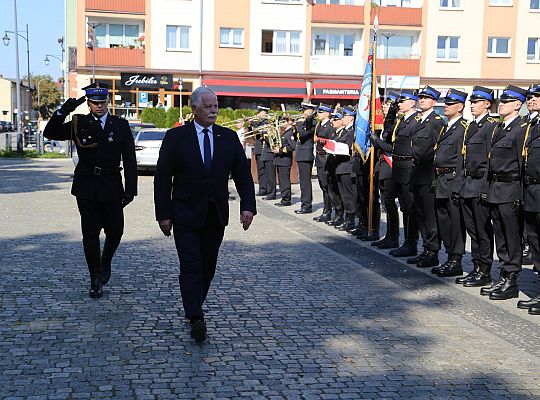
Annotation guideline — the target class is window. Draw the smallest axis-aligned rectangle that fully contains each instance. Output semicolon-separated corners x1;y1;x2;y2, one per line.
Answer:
166;25;190;50
313;0;362;4
440;0;461;8
377;34;415;59
528;38;540;61
437;36;459;60
531;0;540;10
381;0;413;6
312;33;355;56
220;28;244;47
487;37;510;57
489;0;512;5
264;0;301;3
262;30;301;54
92;23;141;48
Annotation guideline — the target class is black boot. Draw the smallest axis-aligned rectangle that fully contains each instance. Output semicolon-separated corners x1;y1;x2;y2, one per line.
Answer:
431;259;452;275
337;214;356;231
489;271;519;300
416;251;439;268
314;194;332;222
361;231;380;241
480;269;506;296
101;235;121;286
517;294;540;309
456;260;480;284
389;243;417;257
348;224;365;235
407;250;428;265
327;212;344;226
377;237;400;249
83;236;103;298
436;259;463;277
463;262;492;287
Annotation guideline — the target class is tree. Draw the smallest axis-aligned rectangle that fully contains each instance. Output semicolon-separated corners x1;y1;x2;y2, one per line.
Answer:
29;74;62;119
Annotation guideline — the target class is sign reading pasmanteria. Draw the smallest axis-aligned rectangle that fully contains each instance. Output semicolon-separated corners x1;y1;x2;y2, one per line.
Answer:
120;73;174;90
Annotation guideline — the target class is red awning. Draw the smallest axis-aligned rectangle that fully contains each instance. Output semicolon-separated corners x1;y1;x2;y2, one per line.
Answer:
203;77;307;98
311;79;361;100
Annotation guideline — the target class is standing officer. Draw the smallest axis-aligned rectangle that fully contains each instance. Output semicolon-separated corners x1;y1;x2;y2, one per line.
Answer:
409;86;445;268
371;93;400;249
431;89;467;278
43;82;137;298
456;86;497;287
294;103;316;214
251;106;269;196
261;117;277;201
313;103;335;223
519;82;540;315
325;111;345;227
389;90;421;258
273;119;297;207
480;85;528;300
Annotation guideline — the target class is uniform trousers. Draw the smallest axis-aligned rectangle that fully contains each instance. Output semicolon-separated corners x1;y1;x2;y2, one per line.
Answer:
461;197;493;266
436;198;465;260
413;184;439;252
337;173;355;214
379;178;399;240
525;211;540;270
255;154;266;193
297;161;313;209
327;170;343;213
491;202;523;273
316;157;331;213
173;202;225;319
76;197;124;280
394;181;418;245
277;165;291;203
355;172;381;230
262;159;276;198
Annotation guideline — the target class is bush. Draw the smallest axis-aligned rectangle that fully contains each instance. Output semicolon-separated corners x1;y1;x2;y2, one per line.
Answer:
140;107;167;128
166;106;192;127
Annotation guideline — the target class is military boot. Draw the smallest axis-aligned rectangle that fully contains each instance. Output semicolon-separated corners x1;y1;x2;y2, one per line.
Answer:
489;271;519;300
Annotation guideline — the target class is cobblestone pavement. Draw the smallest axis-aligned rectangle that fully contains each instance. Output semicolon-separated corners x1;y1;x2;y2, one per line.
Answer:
0;159;539;400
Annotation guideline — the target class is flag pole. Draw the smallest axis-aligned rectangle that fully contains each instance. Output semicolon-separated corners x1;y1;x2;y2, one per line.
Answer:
368;18;378;236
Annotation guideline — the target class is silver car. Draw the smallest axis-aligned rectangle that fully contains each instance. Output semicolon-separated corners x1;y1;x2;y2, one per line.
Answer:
134;128;167;172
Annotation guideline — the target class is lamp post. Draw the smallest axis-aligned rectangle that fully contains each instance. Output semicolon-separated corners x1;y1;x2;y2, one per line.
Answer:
3;2;29;153
87;23;100;83
178;78;183;124
44;54;65;102
381;33;395;100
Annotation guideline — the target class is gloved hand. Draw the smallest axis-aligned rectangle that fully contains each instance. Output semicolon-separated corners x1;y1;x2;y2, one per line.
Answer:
121;193;134;208
451;192;460;206
60;96;86;115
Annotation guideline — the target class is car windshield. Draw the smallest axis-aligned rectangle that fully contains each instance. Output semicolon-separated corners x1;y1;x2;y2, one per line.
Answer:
137;131;166;141
131;123;156;138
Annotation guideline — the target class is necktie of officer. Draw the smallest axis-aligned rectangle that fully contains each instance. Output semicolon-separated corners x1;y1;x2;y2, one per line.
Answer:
203;128;211;172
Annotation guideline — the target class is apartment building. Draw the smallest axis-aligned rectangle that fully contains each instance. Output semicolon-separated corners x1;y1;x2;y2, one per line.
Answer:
66;0;540;118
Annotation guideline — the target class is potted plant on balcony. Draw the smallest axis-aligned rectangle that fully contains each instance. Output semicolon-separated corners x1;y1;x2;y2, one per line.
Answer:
134;35;145;50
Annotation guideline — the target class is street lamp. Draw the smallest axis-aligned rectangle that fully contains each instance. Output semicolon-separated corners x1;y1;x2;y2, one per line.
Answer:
44;54;65;102
87;23;101;83
381;33;395;100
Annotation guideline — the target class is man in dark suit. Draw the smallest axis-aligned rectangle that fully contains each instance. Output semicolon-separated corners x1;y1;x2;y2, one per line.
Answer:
325;112;345;227
481;85;528;301
273;121;297;207
294;103;316;214
44;82;137;299
154;87;256;343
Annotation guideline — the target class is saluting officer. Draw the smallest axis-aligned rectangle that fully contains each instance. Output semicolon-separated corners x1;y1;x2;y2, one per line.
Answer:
313;103;336;223
273;120;297;207
251;106;269;196
294;103;316;214
389;90;422;258
480;85;528;301
456;86;498;287
370;92;400;249
325;112;345;227
409;86;445;268
517;82;540;315
431;89;467;278
43;83;137;298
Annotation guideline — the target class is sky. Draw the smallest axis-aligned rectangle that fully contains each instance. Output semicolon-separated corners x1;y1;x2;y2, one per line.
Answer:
0;0;64;81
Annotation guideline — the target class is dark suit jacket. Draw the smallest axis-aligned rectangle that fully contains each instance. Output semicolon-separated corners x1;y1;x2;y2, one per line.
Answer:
392;112;422;184
43;112;137;202
153;122;256;229
524;120;540;212
295;117;315;162
411;110;445;185
335;124;355;175
314;119;334;168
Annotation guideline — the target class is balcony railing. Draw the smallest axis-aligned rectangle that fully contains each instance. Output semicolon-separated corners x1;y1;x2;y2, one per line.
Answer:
373;6;422;26
377;58;420;76
86;48;145;67
312;4;364;24
86;0;145;14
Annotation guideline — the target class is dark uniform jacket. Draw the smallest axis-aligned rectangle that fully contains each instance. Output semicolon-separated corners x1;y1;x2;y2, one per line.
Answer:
392;112;422;184
274;127;297;167
411;110;445;185
335;124;356;175
260;129;277;162
250;118;268;156
43;112;137;202
314;119;334;168
459;113;498;199
295;116;315;162
154;122;256;228
522;120;540;212
371;121;395;181
486;116;527;204
433;117;467;199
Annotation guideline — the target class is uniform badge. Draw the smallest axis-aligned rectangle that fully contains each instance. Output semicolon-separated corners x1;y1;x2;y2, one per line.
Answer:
108;132;114;142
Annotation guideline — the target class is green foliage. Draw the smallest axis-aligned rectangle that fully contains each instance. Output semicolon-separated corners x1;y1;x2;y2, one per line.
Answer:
30;74;62;119
165;106;192;127
140;107;167;128
0;149;67;158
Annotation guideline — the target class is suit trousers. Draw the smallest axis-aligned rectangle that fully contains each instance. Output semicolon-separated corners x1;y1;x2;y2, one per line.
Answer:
413;184;439;252
255;154;266;193
461;197;494;265
297;161;313;208
436;198;465;260
337;173;355;214
76;197;124;280
173;202;225;319
379;178;399;240
355;172;381;231
277;165;291;202
491;202;523;273
395;181;419;246
316;165;331;213
525;211;540;270
263;159;276;198
327;171;343;213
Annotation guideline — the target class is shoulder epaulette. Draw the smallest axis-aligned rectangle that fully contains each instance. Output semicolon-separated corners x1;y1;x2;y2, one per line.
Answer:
487;117;498;124
434;115;442;120
520;122;528;128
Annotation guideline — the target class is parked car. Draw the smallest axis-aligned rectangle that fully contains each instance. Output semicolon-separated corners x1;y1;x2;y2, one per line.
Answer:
134;128;167;173
6;122;13;131
129;122;156;139
0;121;7;132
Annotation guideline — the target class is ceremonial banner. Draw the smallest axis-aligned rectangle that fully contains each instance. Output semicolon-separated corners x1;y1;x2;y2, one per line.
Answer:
354;47;374;162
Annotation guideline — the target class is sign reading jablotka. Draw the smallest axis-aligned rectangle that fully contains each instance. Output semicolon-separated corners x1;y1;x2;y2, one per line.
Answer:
120;73;174;90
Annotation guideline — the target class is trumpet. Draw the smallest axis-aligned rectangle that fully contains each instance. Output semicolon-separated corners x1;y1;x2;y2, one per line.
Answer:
221;113;281;128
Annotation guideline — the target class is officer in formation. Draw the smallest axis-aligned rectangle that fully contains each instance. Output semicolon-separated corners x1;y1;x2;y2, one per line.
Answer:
273;119;297;207
313;104;335;223
250;106;269;197
44;82;137;298
324;111;346;227
294;103;317;214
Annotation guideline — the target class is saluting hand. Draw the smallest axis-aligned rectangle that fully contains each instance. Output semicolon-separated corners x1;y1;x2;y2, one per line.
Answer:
240;211;254;231
159;219;173;237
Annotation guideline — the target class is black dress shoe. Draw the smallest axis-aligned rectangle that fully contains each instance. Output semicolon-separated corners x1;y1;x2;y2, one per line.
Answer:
436;260;463;277
361;233;380;242
517;295;540;309
378;239;400;249
190;319;207;343
349;225;367;236
416;253;439;268
326;217;344;226
262;196;276;200
337;221;356;232
529;306;540;315
480;272;506;296
390;244;417;257
456;261;480;284
89;276;103;299
462;262;492;287
314;213;332;222
372;237;388;247
431;260;452;275
295;208;312;214
275;201;291;207
489;271;519;300
407;251;427;265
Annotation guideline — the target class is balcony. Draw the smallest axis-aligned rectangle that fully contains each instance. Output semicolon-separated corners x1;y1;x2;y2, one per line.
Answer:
86;0;145;14
86;48;145;67
312;4;364;25
377;58;420;76
373;7;422;26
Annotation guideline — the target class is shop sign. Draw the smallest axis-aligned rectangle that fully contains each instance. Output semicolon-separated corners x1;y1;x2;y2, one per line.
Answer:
120;73;174;90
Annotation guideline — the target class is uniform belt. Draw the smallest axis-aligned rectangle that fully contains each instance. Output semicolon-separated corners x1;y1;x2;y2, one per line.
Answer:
394;155;413;161
524;175;540;185
412;159;432;167
488;172;520;182
79;164;122;176
464;169;485;179
435;167;456;175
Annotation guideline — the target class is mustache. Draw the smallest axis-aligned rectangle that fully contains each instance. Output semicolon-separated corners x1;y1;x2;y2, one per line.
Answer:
208;114;218;118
